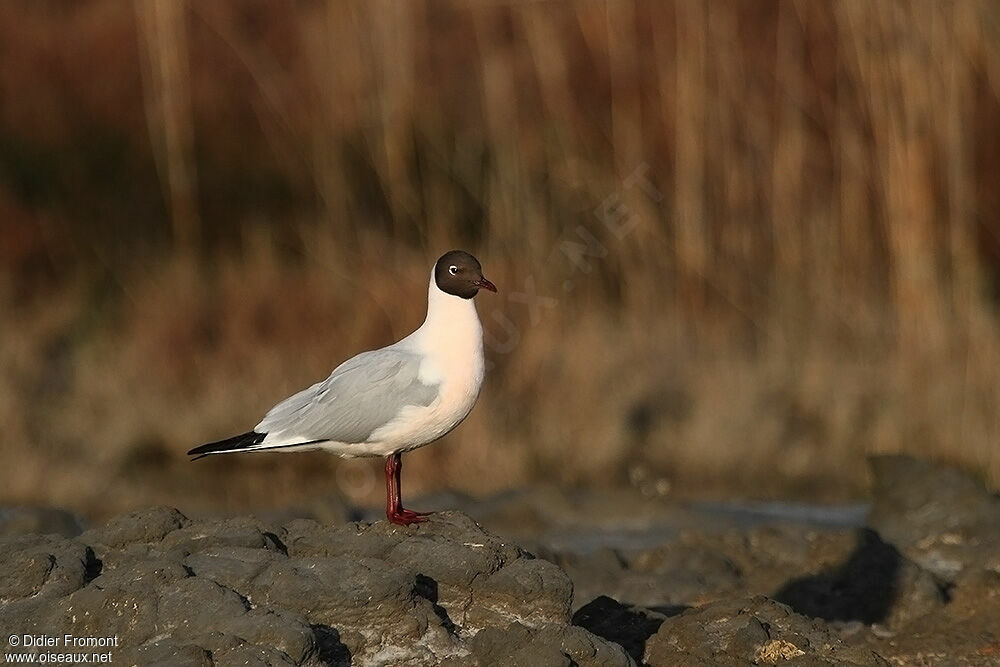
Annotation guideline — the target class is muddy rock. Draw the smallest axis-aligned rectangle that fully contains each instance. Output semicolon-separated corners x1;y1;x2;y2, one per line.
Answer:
773;529;948;629
0;508;629;666
80;505;189;548
5;456;997;666
867;454;1000;578
572;595;672;663
0;533;99;601
465;557;574;630
551;524;945;632
446;621;637;667
643;596;888;666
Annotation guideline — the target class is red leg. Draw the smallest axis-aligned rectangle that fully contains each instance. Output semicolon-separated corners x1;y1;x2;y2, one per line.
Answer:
384;453;430;525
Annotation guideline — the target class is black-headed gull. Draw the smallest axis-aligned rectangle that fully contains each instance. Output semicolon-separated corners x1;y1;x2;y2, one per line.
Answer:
188;250;497;525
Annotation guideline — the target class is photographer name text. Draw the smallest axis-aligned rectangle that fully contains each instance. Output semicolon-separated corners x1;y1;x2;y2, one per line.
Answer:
10;636;117;650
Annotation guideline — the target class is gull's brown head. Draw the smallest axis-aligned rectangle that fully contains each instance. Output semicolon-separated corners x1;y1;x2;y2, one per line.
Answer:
434;250;497;299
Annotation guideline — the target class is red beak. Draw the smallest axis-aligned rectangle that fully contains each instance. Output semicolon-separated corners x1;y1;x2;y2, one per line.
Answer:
475;277;498;293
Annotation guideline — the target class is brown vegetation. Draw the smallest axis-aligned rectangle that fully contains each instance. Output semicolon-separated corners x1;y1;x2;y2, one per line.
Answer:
2;1;1000;518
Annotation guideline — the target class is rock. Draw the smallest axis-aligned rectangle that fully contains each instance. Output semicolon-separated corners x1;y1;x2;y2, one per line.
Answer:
850;567;1000;665
283;518;399;559
643;596;888;666
0;508;619;666
80;506;189;548
550;523;863;610
774;529;947;628
159;516;287;554
157;576;252;635
175;633;300;667
554;548;657;608
246;555;418;628
572;595;670;663
5;463;996;666
465;557;574;630
183;546;283;591
222;610;317;665
115;640;212;667
867;455;1000;578
0;534;98;601
948;567;1000;614
553;522;947;635
446;622;634;667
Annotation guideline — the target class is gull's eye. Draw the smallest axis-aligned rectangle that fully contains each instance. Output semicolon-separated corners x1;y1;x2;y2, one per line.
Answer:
448;265;458;275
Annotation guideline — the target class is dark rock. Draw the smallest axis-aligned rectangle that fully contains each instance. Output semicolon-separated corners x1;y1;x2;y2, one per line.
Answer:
223;610;317;665
246;555;415;627
552;523;864;611
536;624;635;667
774;529;947;628
949;567;1000;613
552;548;655;608
40;567;167;642
282;518;397;560
80;506;188;548
183;546;283;591
644;596;888;666
159;516;286;554
573;595;671;663
12;471;996;667
115;640;212;667
157;576;251;635
176;633;299;667
451;621;634;667
0;534;97;601
868;455;1000;578
850;567;1000;664
0;508;619;666
555;520;949;639
466;557;574;630
617;539;743;605
384;524;509;587
100;556;190;587
459;623;572;667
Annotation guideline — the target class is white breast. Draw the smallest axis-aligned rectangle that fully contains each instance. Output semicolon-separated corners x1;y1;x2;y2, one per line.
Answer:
364;275;486;455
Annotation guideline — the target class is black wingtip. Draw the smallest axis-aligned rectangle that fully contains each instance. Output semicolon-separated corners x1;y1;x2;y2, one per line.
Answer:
188;431;266;460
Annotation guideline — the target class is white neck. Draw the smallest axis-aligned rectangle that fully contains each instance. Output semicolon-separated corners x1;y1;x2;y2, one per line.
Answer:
399;271;484;353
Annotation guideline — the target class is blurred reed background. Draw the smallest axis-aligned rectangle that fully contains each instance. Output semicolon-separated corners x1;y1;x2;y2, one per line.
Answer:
2;0;1000;518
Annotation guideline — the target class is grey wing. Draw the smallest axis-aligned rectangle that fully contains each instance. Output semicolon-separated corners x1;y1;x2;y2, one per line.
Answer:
255;348;440;445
